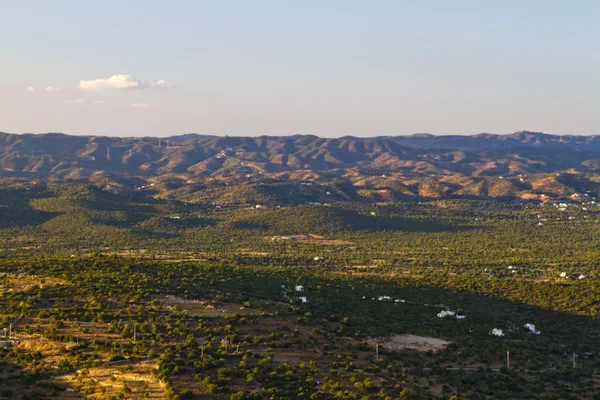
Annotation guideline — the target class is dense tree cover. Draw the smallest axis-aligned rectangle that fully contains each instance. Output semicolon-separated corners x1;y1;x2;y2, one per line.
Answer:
0;257;598;399
0;185;598;398
1;186;600;279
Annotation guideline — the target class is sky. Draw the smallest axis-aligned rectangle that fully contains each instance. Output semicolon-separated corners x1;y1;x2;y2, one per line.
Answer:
1;0;599;137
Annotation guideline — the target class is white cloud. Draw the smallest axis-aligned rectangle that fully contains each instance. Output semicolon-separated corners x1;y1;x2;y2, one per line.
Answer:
132;103;150;108
152;79;172;89
79;74;173;91
25;87;35;92
92;100;104;105
45;86;61;92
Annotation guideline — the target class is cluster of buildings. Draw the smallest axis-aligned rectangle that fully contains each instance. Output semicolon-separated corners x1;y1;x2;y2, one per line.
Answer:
490;323;541;337
362;295;405;304
437;310;466;319
559;272;586;280
281;284;309;304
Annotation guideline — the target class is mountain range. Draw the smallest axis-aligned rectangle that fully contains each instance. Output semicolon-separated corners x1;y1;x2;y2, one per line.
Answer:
2;130;600;203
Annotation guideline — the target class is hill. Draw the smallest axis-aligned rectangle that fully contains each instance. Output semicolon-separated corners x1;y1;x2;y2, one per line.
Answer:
3;131;600;203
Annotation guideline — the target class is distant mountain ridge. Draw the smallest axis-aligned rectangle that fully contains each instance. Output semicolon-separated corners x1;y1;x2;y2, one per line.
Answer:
1;130;600;178
0;131;600;204
2;130;600;203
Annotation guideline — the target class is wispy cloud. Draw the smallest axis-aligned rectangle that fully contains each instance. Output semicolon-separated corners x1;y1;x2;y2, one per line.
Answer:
79;74;174;91
131;103;150;108
25;87;35;93
45;86;61;92
92;100;104;105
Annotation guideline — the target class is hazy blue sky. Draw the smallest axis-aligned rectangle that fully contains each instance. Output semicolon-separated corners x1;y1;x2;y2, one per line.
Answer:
1;1;599;137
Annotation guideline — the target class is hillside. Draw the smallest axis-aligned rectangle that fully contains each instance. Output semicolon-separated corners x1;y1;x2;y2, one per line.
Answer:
1;189;599;399
1;162;599;400
3;131;600;203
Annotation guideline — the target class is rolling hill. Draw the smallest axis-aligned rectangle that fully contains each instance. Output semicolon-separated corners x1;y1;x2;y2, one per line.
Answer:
2;130;600;203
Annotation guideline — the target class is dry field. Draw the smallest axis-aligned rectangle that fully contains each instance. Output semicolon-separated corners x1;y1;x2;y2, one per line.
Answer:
368;334;451;352
158;295;260;317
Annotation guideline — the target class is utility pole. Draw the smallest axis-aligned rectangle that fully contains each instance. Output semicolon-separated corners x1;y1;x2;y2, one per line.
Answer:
129;149;132;157
506;351;510;369
9;323;12;338
107;146;110;158
572;353;577;368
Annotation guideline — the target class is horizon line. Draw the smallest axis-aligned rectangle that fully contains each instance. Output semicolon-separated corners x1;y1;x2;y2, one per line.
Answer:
0;129;597;140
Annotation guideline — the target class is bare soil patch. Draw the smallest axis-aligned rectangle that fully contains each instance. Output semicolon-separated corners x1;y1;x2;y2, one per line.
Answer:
56;360;165;399
158;295;259;317
0;273;67;292
368;334;451;352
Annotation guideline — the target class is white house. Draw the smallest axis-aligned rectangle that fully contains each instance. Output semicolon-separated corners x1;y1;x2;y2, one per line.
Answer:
490;328;504;337
524;323;541;335
437;310;456;318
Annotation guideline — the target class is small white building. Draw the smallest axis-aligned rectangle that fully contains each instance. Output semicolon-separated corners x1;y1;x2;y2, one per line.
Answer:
524;323;541;335
299;296;308;303
437;310;456;318
490;328;504;337
295;285;304;292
